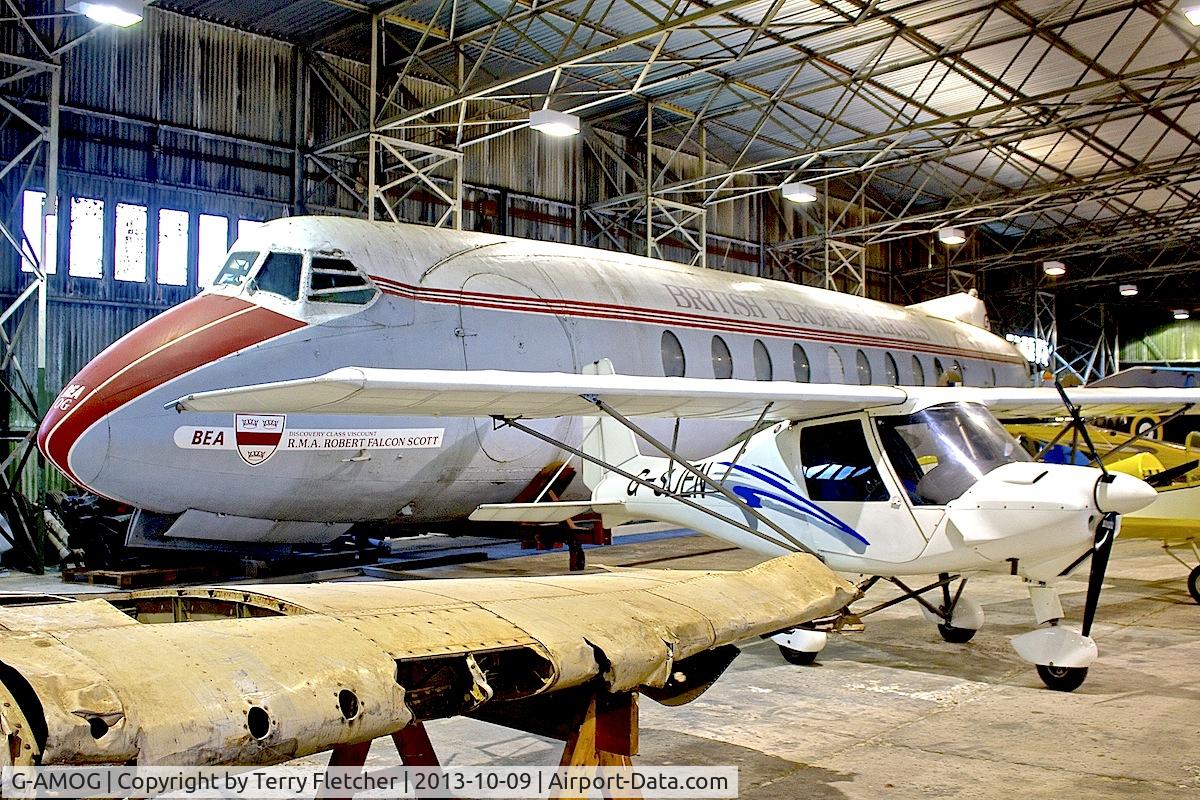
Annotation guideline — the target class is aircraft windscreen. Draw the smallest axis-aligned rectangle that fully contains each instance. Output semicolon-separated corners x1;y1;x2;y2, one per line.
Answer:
876;403;1030;506
213;251;259;287
251;252;303;301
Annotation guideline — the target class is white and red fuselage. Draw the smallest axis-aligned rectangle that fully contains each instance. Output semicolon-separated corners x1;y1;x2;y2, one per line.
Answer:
37;217;1028;545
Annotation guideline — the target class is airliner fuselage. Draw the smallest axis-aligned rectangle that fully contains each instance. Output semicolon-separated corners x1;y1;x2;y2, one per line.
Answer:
37;218;1027;546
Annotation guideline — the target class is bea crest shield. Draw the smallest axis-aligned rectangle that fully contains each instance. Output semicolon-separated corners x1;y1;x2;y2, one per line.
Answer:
235;414;286;466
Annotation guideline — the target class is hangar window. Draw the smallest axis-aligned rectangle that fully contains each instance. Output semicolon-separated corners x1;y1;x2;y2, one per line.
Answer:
855;350;872;385
213;251;259;288
661;331;685;377
197;214;229;287
156;209;189;286
792;344;810;382
68;197;104;278
251;252;302;301
884;353;899;385
800;420;888;503
712;336;733;379
238;219;265;239
912;356;926;386
21;190;56;274
308;256;376;304
753;339;773;381
827;348;844;383
114;203;148;282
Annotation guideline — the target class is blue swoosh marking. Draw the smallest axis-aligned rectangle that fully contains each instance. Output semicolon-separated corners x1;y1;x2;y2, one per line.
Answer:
718;462;870;547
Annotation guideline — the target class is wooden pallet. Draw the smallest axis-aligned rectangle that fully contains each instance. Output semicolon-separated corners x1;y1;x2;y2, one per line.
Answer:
61;565;215;589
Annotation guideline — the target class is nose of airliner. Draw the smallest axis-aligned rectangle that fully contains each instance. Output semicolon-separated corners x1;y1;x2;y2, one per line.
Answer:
37;294;306;495
1095;472;1157;515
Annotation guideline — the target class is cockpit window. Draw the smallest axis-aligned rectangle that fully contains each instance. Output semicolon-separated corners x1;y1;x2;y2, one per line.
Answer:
308;256;376;305
213;251;258;287
876;402;1030;506
800;420;888;503
252;252;302;301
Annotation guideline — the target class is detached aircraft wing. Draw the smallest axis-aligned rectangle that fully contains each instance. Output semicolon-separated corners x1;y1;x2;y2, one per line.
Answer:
171;367;1200;423
0;554;853;766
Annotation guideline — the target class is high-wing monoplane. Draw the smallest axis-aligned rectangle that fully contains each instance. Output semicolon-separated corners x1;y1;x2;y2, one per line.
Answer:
168;363;1200;691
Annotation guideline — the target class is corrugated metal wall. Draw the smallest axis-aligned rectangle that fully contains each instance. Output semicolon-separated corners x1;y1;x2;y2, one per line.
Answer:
1121;321;1200;364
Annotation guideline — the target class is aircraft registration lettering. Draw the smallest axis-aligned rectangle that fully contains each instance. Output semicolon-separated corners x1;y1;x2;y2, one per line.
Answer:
174;426;444;453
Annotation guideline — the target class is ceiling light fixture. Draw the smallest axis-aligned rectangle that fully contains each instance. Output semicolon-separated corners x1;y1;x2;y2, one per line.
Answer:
780;182;818;203
1119;284;1139;297
1186;6;1200;26
529;108;580;137
1042;261;1066;277
67;0;144;27
938;227;966;245
1174;309;1190;320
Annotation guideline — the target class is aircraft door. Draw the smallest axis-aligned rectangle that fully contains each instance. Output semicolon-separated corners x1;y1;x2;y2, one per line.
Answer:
793;417;927;563
458;272;578;463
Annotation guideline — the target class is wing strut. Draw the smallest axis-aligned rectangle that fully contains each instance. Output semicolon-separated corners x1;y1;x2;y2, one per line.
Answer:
578;395;819;559
494;414;820;560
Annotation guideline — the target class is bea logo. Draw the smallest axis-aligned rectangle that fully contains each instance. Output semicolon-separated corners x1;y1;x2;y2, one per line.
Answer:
190;429;226;446
56;384;86;412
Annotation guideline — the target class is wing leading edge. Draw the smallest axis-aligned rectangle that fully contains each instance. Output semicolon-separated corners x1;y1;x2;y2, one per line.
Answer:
170;367;1200;422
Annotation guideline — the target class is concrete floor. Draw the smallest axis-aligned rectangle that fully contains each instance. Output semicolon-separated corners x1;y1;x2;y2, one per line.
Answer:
8;531;1197;797
299;533;1200;799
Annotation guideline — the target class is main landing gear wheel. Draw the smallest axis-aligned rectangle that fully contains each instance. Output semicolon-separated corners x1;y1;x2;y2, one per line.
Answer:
1188;565;1200;604
778;645;818;666
1036;665;1088;692
937;623;978;644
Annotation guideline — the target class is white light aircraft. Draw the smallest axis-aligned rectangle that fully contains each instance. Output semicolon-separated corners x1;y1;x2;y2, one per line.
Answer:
167;362;1200;691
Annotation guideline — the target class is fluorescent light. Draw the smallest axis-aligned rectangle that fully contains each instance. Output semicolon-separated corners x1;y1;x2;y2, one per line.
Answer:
1119;284;1138;297
781;182;817;203
938;227;966;245
1174;309;1190;320
1042;260;1066;277
529;108;580;137
67;1;144;27
1186;6;1200;26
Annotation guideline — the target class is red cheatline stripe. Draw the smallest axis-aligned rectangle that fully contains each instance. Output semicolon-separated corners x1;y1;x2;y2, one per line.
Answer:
236;431;284;445
369;275;1023;366
39;295;306;490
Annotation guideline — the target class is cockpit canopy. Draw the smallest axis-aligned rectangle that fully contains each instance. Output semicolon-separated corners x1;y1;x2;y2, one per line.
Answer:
212;249;378;309
877;402;1031;505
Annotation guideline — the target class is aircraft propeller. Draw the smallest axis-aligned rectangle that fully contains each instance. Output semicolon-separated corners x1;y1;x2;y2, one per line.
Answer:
1040;381;1120;690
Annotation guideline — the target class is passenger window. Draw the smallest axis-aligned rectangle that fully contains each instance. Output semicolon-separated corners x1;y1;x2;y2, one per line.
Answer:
991;367;997;387
213;251;259;288
309;256;376;304
252;252;302;301
753;339;773;381
800;420;888;502
934;358;945;382
827;348;844;383
855;350;872;385
712;336;733;379
793;344;810;382
884;353;899;384
662;330;685;377
912;356;926;386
